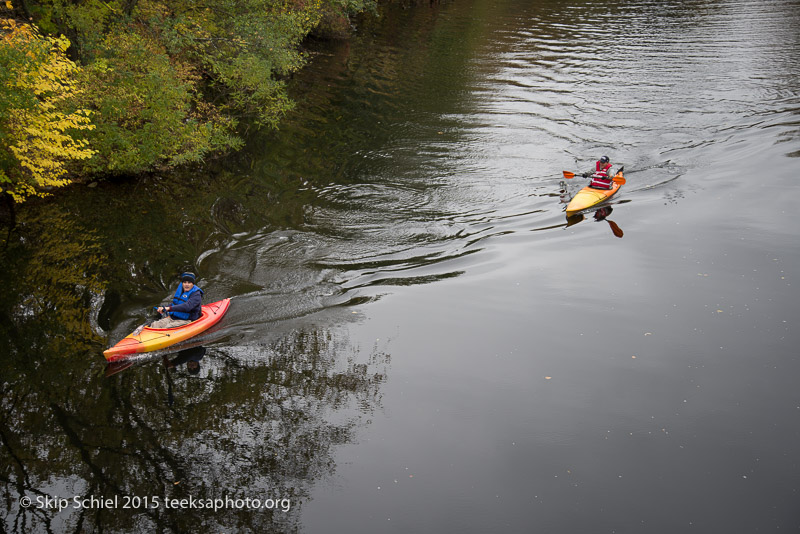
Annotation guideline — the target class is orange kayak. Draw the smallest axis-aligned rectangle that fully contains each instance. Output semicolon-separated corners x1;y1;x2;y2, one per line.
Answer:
565;170;624;214
103;299;230;361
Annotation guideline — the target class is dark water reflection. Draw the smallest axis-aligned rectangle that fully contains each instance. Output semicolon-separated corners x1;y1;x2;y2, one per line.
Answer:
2;0;800;532
3;327;387;532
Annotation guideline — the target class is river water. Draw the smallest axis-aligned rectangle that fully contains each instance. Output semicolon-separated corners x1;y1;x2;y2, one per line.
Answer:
2;0;799;532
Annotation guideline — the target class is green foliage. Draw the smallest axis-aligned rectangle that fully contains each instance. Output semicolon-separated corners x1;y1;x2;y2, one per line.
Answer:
2;0;376;181
316;0;377;38
33;0;117;60
74;29;241;174
151;0;323;128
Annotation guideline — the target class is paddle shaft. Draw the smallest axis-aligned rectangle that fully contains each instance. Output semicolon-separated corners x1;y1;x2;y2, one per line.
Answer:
131;307;163;336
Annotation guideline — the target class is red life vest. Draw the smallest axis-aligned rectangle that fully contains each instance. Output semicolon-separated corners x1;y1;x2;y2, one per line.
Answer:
590;161;613;189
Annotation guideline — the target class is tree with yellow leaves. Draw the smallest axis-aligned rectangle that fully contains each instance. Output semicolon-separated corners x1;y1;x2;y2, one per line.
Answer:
0;5;96;202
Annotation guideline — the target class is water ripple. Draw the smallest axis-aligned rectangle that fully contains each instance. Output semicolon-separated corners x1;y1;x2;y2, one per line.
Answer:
201;0;800;323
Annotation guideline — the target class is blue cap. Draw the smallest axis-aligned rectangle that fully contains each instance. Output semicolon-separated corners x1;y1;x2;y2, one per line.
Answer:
181;272;196;283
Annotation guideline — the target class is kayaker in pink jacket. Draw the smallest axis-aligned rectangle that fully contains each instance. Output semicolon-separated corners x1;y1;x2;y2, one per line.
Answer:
589;156;614;189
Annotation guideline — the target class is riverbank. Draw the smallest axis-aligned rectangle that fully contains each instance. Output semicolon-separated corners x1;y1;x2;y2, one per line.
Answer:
1;0;388;203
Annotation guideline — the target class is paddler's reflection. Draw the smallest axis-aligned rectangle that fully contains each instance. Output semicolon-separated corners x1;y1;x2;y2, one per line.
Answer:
163;346;206;375
565;207;624;238
163;346;206;406
593;207;624;238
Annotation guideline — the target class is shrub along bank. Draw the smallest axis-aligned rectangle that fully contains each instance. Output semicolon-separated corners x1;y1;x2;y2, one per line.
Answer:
0;0;375;202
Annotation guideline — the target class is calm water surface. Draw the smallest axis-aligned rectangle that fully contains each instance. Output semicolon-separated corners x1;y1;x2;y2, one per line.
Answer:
2;0;799;532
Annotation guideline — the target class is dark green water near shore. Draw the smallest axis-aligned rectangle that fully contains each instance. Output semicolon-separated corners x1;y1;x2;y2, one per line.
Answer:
3;0;800;532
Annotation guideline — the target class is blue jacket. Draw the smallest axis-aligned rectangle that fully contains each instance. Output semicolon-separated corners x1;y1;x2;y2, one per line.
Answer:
169;285;204;321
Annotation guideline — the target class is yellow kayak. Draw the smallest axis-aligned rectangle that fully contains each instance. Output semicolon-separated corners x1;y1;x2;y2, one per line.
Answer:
565;170;624;214
103;299;230;361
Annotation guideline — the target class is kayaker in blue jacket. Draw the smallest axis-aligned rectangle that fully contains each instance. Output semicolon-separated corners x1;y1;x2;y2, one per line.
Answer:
151;272;204;328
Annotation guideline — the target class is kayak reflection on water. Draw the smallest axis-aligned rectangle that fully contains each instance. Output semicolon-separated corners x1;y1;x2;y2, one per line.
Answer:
104;359;135;378
104;345;207;379
565;206;624;238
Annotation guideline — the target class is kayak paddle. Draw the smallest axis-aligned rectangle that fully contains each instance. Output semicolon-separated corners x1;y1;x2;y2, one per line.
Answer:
612;166;625;184
131;307;162;336
613;175;626;185
562;166;626;185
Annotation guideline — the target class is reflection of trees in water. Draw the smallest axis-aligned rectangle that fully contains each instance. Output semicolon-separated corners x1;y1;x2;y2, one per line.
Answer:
0;206;108;356
0;327;388;533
